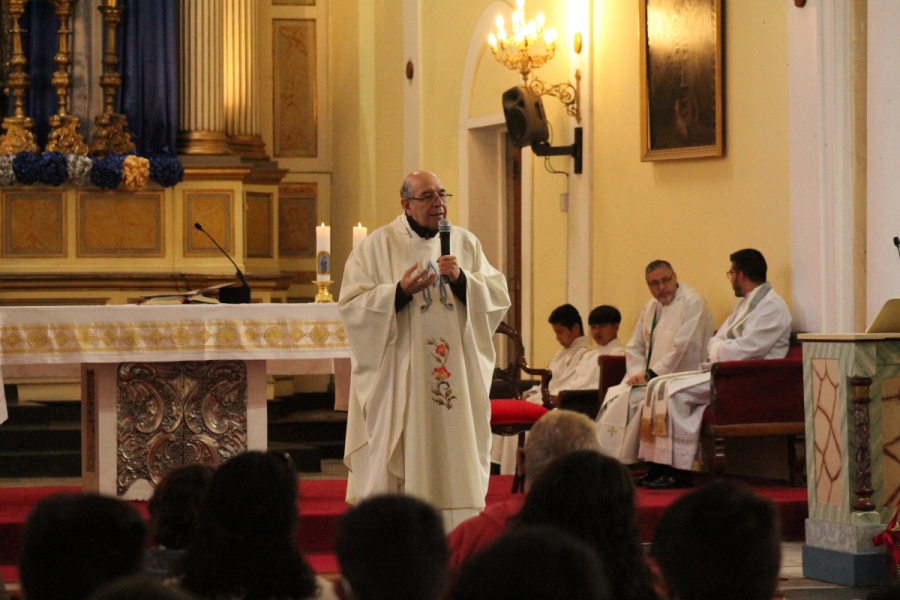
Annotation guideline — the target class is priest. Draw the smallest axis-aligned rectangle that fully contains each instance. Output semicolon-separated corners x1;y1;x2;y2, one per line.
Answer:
339;171;510;530
596;260;714;466
638;249;791;488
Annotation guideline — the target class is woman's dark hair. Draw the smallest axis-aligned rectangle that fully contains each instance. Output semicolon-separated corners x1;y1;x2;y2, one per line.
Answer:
147;463;215;549
178;451;317;600
513;450;659;600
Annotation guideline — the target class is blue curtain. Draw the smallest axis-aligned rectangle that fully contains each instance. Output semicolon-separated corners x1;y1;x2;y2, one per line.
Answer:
18;0;177;156
20;0;59;149
120;0;178;157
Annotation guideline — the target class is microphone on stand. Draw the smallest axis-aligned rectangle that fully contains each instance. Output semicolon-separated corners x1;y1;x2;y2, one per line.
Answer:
194;223;251;304
439;219;451;284
894;236;900;261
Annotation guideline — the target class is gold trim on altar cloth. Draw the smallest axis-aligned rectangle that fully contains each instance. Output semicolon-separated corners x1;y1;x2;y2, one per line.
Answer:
0;321;347;356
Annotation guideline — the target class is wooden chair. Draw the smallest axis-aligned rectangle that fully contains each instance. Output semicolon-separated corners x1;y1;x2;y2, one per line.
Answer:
489;322;552;493
705;342;805;485
557;354;625;420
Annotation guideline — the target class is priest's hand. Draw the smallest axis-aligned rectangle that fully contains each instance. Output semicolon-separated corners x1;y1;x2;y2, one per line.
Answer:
627;373;648;386
437;255;461;282
400;262;437;296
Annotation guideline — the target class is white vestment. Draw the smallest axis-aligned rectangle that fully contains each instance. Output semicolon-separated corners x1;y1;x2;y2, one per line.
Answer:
339;215;510;530
638;283;792;469
596;283;714;463
491;336;621;474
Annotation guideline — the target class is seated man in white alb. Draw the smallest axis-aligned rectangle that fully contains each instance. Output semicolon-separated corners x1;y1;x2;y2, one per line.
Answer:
491;304;590;473
638;249;792;489
562;305;626;391
596;260;714;470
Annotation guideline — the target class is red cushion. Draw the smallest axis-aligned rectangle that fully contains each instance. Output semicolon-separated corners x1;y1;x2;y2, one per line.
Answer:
490;399;549;425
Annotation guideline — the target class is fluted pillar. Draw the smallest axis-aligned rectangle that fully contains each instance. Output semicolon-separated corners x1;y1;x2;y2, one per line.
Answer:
177;0;231;155
224;0;268;160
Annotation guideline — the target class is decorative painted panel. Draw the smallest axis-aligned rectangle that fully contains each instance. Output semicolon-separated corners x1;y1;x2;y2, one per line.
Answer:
882;376;900;507
813;358;844;506
117;361;247;496
2;191;66;257
78;192;164;256
245;192;273;258
273;19;317;157
279;183;316;257
185;191;233;256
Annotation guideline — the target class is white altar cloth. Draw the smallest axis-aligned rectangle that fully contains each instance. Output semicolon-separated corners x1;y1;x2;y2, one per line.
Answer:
0;303;350;422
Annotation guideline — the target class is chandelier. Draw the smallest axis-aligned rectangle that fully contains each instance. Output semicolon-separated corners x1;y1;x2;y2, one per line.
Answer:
488;0;580;123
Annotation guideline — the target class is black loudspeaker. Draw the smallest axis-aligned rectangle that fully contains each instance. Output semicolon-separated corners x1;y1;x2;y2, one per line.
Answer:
502;86;549;148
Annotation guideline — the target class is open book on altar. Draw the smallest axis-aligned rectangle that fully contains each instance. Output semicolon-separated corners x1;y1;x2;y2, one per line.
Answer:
867;298;900;333
139;282;239;305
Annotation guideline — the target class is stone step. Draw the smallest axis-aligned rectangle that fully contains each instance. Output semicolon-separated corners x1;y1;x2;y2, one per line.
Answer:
268;409;347;445
0;450;82;478
0;423;81;452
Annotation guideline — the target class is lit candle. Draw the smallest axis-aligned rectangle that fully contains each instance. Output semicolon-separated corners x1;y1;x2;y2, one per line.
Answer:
316;223;331;282
352;223;368;251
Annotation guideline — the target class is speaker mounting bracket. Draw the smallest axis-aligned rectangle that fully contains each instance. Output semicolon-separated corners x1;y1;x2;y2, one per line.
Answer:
531;127;582;174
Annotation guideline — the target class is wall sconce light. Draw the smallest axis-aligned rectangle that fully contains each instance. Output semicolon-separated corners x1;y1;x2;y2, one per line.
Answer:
488;0;580;123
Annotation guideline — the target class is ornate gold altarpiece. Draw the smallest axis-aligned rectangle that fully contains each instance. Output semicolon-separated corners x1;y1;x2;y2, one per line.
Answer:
0;303;348;499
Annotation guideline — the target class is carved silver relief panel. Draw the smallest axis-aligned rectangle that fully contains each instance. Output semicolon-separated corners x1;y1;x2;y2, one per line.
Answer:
117;361;248;495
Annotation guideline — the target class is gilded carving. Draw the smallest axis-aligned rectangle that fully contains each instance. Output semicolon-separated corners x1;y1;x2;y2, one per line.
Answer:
117;361;248;496
273;19;318;157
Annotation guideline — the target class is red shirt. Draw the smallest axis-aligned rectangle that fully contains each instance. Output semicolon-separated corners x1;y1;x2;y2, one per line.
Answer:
447;495;527;569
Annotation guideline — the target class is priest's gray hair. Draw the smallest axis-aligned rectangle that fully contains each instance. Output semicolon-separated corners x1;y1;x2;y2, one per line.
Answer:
645;260;673;274
524;410;600;486
400;180;413;199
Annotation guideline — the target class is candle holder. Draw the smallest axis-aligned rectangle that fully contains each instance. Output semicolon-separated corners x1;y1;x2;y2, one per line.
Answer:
0;0;38;155
90;0;135;157
46;0;89;155
314;281;334;303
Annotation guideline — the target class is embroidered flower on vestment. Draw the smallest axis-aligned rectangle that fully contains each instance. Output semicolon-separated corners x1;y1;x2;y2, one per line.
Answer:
426;337;456;409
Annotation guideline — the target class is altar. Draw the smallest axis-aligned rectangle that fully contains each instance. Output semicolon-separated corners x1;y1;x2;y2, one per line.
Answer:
0;303;350;499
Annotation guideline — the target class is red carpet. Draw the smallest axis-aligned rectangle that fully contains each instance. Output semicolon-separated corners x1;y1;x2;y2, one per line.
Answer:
0;475;807;578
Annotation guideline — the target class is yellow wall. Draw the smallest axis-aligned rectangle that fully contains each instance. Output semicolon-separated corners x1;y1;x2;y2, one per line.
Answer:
592;0;791;335
326;0;791;363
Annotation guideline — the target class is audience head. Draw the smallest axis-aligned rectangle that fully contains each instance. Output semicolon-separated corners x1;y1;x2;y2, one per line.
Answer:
651;480;781;600
336;494;448;600
866;582;900;600
728;248;768;296
451;526;610;600
587;305;621;346
520;409;600;490
178;451;317;600
514;450;657;600
147;463;215;550
400;171;447;231
88;575;197;600
19;492;147;600
548;303;583;346
645;260;678;305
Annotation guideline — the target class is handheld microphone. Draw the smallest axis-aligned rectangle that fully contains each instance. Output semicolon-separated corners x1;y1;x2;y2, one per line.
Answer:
439;219;451;283
194;222;251;303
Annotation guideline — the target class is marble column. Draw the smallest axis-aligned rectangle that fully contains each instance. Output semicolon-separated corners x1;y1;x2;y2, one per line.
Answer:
177;0;231;155
224;0;267;160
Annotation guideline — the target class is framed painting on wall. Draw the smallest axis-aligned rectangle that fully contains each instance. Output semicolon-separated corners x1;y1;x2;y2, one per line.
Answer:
639;0;723;161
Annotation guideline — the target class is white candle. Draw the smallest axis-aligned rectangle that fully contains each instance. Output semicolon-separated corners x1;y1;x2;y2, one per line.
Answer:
316;223;331;281
352;223;368;251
